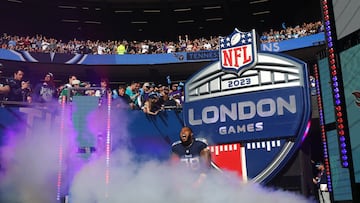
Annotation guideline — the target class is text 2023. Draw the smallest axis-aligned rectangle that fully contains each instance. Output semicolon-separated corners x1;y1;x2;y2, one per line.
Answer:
227;78;251;88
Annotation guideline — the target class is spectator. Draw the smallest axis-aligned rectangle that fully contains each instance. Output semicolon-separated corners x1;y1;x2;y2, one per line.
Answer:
169;83;183;106
32;72;57;103
0;64;10;102
7;69;31;103
114;85;134;110
83;81;95;96
313;162;331;203
8;36;16;49
97;42;106;55
203;39;212;50
70;79;84;97
116;42;126;54
95;77;112;105
125;81;140;110
161;86;180;109
95;77;111;98
137;82;153;109
141;41;149;54
58;75;77;102
142;92;163;115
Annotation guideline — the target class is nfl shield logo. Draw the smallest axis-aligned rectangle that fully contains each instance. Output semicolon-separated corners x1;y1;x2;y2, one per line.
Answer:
220;29;258;75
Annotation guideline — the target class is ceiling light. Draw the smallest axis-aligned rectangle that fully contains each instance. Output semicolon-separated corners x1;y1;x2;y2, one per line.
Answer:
131;21;148;24
7;0;22;3
58;5;77;9
84;21;101;24
249;0;269;4
205;18;223;21
177;20;194;24
114;10;133;13
143;9;161;13
252;11;270;15
61;19;79;23
174;8;191;12
203;6;221;10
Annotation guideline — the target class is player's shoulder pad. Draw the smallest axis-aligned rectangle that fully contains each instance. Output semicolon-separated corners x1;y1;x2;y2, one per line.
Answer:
171;140;182;147
195;137;208;145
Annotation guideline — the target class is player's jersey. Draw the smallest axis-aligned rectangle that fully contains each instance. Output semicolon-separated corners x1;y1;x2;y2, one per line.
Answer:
171;138;208;171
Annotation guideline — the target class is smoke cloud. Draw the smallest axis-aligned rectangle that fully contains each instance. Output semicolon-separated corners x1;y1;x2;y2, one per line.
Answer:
0;104;316;203
69;150;315;203
0;113;66;203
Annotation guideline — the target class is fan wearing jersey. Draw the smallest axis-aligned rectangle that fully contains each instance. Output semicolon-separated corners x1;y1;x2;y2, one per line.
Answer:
171;126;211;187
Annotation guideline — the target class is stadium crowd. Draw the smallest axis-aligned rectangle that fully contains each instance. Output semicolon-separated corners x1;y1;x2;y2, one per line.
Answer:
0;21;323;55
0;67;183;114
0;20;323;114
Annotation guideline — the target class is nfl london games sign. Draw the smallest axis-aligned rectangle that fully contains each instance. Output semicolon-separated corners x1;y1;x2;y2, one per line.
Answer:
183;29;311;183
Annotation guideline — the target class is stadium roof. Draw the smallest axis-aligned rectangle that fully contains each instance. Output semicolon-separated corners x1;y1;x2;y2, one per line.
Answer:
1;0;322;41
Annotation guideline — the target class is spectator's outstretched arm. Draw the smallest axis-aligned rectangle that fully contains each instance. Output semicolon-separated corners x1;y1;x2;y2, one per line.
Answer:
0;85;10;94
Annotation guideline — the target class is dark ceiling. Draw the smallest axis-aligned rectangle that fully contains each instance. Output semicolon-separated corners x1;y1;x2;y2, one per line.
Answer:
1;0;322;41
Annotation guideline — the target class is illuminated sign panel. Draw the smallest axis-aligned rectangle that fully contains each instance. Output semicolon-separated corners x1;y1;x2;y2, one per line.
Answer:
185;88;304;143
183;29;311;183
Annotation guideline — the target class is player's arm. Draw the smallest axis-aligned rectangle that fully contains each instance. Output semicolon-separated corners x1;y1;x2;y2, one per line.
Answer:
193;147;211;188
170;147;182;167
170;152;179;162
200;147;211;169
